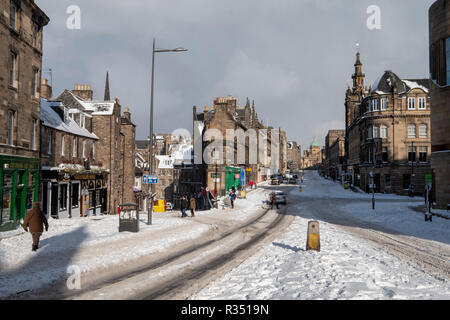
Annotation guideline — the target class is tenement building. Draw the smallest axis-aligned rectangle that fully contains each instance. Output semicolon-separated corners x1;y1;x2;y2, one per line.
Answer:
429;0;450;209
323;130;345;180
40;96;105;218
0;0;49;230
54;76;136;215
193;97;276;196
287;141;302;172
345;53;432;195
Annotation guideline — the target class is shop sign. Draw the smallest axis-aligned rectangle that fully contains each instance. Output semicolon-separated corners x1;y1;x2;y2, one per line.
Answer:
74;174;96;180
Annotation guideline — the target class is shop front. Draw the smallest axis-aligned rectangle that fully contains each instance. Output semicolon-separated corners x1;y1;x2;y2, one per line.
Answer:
41;168;108;219
0;156;39;231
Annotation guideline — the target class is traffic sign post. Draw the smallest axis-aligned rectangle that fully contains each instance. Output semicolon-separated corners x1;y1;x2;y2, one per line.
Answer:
143;175;158;184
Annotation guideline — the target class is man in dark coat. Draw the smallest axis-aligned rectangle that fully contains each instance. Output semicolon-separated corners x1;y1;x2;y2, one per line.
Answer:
180;196;189;217
23;202;49;251
271;193;279;209
189;195;196;217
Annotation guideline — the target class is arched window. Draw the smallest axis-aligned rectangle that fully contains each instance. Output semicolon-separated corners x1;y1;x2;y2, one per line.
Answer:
419;124;428;138
408;124;416;138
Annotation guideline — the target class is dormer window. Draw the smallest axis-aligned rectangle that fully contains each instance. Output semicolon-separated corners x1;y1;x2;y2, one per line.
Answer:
380;98;387;110
418;97;426;110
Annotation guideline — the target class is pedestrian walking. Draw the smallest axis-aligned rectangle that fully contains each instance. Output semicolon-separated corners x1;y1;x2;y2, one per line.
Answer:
271;193;279;210
189;195;196;217
249;180;254;189
23;202;49;251
229;190;236;209
180;196;188;217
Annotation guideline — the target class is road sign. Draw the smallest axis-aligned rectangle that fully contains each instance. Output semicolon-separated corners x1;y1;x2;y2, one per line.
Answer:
143;175;158;184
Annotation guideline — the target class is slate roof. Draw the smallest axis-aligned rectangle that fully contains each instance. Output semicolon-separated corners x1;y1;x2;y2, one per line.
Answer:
40;99;98;140
371;71;430;95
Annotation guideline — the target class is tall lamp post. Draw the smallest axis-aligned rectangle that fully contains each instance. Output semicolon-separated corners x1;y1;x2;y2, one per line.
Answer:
148;38;187;225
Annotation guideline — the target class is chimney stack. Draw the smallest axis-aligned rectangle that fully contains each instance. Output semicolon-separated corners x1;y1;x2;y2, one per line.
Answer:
123;107;131;122
40;78;52;99
72;84;93;101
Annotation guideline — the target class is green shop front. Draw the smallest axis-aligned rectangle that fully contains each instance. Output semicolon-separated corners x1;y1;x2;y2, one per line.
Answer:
0;155;39;231
225;166;242;192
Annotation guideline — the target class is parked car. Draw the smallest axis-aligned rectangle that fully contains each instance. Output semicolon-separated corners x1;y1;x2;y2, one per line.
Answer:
269;191;287;205
271;178;280;185
288;178;297;184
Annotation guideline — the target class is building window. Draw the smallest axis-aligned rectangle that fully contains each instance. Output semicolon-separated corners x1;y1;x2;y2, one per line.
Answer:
72;183;79;208
72;137;77;157
407;97;416;110
368;126;373;139
82;140;86;158
380;98;387;111
10;1;17;30
7;110;15;145
92;142;95;159
373;126;380;138
33;23;40;48
31;119;37;150
80;114;85;128
59;184;68;211
418;97;426;110
403;174;411;190
32;68;39;98
382;147;388;162
9;51;17;87
48;130;53;154
447;37;450;85
380;125;388;138
385;174;391;187
61;135;65;156
408;124;416;138
419;146;428;162
408;146;417;162
368;100;372;112
373;99;379;111
419;124;428;138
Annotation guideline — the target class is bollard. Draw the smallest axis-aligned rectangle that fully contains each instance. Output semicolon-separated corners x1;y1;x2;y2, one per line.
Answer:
306;221;320;252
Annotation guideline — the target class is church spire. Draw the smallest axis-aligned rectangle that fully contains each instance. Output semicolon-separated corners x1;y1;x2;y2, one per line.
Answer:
352;51;365;93
104;71;110;101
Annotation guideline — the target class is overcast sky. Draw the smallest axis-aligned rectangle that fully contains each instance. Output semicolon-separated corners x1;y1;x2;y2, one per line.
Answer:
36;0;434;150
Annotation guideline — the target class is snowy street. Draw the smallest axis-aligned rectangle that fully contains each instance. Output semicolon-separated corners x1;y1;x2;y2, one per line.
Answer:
1;172;449;300
192;171;450;300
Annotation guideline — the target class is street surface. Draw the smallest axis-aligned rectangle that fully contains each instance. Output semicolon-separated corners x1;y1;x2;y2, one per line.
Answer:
192;171;450;300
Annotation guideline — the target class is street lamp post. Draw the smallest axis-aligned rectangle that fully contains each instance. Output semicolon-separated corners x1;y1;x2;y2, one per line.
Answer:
148;38;187;225
369;171;375;210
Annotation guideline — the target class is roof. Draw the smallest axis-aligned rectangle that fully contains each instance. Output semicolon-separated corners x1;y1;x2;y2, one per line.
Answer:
371;71;430;95
40;99;99;140
56;90;116;116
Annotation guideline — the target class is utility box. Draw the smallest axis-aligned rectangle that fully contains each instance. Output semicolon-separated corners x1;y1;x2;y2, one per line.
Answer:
306;221;320;252
119;203;139;233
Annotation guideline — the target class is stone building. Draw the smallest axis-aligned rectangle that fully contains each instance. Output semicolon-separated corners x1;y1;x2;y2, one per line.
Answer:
323;130;345;179
429;0;450;209
287;141;302;172
344;53;432;195
301;138;323;169
0;0;49;230
55;76;136;214
39;96;106;218
193;97;277;196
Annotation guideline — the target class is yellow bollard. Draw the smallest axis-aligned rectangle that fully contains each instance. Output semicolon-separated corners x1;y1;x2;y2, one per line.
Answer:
306;221;320;252
299;187;303;192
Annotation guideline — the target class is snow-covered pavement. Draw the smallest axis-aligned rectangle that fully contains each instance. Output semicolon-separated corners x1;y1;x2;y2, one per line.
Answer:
192;172;450;300
0;186;269;298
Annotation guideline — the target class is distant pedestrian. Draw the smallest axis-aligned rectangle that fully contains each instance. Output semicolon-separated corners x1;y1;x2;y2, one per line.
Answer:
180;196;188;217
250;180;254;189
229;190;236;209
23;202;49;251
189;195;196;217
271;193;279;210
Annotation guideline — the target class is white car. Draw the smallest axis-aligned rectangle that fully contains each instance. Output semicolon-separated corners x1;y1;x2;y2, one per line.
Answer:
269;191;287;205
